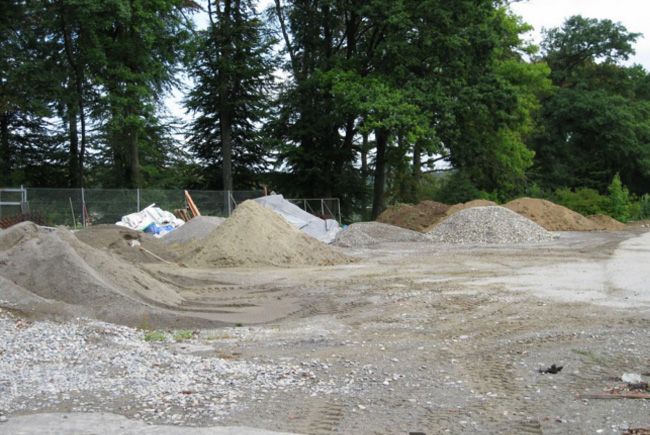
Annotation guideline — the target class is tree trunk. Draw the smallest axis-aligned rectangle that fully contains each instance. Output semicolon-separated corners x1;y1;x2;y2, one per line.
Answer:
221;112;233;191
361;132;368;177
67;104;80;187
371;129;388;219
0;113;10;185
129;127;140;187
413;141;421;179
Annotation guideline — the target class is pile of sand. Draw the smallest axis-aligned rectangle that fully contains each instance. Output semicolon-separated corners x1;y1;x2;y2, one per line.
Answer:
334;222;430;248
75;224;178;263
161;216;225;245
377;200;450;232
0;222;222;328
186;200;351;268
428;206;554;244
588;214;626;231
505;198;597;231
445;199;497;217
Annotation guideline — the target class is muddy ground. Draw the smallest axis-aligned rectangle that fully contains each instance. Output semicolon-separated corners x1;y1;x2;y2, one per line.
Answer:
4;229;650;434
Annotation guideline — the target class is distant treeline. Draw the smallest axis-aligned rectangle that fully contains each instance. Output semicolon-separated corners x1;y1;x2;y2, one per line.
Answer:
2;1;649;219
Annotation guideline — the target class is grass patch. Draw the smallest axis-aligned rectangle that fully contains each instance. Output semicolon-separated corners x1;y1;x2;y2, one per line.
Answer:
144;330;166;342
173;330;194;341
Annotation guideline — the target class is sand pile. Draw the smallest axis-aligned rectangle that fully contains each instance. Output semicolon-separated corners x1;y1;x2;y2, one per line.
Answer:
186;200;351;267
377;200;450;232
0;222;222;327
428;206;554;244
334;222;430;248
161;216;225;245
505;198;597;231
588;214;626;231
75;224;178;263
445;199;497;217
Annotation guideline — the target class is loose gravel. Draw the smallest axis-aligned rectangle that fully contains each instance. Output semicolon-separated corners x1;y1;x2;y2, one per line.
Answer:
428;206;554;244
333;222;430;248
0;310;339;426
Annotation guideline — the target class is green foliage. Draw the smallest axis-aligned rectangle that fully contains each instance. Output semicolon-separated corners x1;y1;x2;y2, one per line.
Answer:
637;194;650;220
144;330;166;342
553;187;610;216
430;171;492;205
607;173;632;221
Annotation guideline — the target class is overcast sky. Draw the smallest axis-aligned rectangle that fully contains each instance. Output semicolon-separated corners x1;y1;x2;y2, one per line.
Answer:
510;0;650;68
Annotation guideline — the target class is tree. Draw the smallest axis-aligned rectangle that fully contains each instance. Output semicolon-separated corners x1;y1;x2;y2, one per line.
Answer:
186;0;275;190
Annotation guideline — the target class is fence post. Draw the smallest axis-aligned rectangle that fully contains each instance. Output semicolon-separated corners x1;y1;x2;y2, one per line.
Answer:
136;188;140;211
321;199;325;218
81;187;86;227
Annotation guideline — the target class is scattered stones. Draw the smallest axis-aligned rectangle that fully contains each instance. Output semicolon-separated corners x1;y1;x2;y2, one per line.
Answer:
333;222;430;248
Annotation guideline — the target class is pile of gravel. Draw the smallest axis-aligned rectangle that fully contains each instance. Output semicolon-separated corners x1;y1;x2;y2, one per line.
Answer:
161;216;225;245
428;206;554;244
334;222;430;248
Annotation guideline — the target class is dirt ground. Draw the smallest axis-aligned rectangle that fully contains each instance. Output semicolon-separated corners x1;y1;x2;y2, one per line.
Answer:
6;229;650;434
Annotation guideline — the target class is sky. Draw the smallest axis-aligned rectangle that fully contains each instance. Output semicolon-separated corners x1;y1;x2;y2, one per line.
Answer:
509;0;650;69
167;0;650;122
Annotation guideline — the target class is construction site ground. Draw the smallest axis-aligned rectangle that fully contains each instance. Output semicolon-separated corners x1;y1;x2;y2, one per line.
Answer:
3;229;650;434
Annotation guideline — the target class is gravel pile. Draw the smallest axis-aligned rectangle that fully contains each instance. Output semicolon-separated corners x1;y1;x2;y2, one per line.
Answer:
161;216;225;245
428;206;554;244
0;312;330;426
334;222;430;248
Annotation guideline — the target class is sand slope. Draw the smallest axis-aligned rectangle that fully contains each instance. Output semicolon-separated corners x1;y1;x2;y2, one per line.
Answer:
505;198;597;231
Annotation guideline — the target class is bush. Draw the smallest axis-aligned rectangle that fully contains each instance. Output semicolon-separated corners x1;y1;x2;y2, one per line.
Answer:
607;173;632;222
553;187;610;216
144;331;166;342
637;194;650;219
431;171;492;204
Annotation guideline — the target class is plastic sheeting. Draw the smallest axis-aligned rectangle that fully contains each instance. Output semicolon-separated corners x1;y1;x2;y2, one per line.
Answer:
254;194;340;244
115;204;184;237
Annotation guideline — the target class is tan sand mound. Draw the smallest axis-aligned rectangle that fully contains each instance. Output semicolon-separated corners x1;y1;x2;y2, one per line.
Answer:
334;222;430;248
75;224;178;263
428;206;554;244
588;214;626;231
0;222;224;328
505;198;597;231
377;200;449;232
186;200;351;268
445;199;497;217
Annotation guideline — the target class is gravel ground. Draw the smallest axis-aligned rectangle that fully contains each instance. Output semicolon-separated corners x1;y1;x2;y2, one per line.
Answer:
428;206;555;244
2;230;650;434
333;222;430;248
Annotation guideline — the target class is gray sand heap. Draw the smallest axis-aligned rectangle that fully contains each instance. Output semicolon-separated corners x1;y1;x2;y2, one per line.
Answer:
0;222;223;328
428;206;554;244
186;200;351;268
75;224;178;263
334;222;430;248
161;216;225;245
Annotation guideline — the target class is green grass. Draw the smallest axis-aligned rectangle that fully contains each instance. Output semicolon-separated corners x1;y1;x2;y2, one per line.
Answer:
173;330;194;341
144;330;166;342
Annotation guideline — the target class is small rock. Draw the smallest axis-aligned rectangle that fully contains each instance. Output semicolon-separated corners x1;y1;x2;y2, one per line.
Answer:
621;373;643;384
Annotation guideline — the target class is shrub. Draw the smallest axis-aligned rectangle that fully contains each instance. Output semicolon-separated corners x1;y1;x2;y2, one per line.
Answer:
173;330;194;341
553;187;609;216
144;331;166;342
607;173;632;222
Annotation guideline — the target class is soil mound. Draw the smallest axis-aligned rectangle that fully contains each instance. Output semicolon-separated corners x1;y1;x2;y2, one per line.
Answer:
377;200;449;232
445;199;498;217
186;200;351;268
334;222;430;248
428;206;554;244
0;222;222;328
161;216;225;245
505;198;597;231
588;214;626;231
75;224;178;263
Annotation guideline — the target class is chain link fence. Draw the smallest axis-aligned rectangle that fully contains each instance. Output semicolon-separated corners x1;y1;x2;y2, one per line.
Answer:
0;187;341;228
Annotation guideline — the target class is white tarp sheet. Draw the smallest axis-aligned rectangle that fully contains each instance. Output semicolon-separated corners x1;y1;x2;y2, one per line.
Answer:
254;194;340;244
115;204;184;236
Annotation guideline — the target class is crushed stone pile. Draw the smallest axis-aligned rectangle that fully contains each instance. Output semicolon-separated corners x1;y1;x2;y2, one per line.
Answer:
444;199;497;217
161;216;225;245
75;224;178;263
428;206;554;244
588;214;626;231
186;200;351;268
333;222;430;248
0;222;223;328
505;198;597;231
377;200;450;232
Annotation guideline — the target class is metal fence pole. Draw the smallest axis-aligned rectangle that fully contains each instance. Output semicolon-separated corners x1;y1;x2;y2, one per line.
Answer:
81;187;86;228
136;188;140;211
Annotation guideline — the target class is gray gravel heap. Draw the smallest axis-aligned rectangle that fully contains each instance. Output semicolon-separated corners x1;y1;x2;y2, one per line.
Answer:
334;222;430;248
428;206;554;244
161;216;225;245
